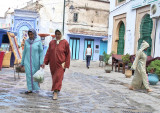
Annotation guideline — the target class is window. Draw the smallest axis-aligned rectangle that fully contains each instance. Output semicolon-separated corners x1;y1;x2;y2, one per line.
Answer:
118;0;125;2
52;7;55;14
73;13;78;22
116;0;125;6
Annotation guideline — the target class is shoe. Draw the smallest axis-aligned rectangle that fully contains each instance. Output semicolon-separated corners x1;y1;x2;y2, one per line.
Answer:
53;90;60;94
53;92;58;100
25;91;32;94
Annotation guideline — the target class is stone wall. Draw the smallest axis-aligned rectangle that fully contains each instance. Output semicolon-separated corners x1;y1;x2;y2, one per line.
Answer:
67;0;110;36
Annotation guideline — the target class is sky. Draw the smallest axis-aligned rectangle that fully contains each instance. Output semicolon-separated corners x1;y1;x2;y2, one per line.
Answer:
0;0;30;17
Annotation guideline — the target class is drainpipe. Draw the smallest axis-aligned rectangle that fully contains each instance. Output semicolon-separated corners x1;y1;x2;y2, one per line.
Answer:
153;19;158;58
62;0;66;35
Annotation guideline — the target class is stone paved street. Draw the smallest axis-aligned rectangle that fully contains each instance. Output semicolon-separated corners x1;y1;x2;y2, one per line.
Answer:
0;61;160;113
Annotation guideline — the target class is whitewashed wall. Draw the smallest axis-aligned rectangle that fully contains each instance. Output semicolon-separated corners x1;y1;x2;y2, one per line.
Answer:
108;0;136;55
154;18;160;57
38;0;66;45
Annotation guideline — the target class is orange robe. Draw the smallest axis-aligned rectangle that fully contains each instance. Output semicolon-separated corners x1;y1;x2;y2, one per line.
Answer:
44;39;70;91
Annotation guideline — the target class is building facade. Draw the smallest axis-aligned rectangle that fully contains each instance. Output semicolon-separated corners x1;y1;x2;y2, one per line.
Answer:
0;9;12;31
11;9;39;46
108;0;160;58
19;0;65;47
66;0;110;61
1;0;110;61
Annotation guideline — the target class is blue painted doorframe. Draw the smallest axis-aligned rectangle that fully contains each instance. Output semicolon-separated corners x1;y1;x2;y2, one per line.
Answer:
84;39;94;60
69;38;80;60
18;25;29;46
100;40;108;55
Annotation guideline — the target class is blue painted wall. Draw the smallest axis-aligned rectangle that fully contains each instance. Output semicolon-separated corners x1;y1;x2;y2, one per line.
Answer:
11;10;39;46
13;17;36;45
67;34;106;61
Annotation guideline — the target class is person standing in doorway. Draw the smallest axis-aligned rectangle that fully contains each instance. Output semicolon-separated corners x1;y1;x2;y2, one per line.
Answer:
42;29;70;100
85;44;92;69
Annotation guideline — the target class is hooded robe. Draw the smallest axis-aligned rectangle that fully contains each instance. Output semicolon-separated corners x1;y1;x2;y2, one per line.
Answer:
131;40;150;90
21;29;44;91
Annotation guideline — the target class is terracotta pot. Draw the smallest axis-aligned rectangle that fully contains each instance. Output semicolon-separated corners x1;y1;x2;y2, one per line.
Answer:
38;34;50;37
105;65;112;73
51;35;55;38
105;70;111;73
125;69;132;78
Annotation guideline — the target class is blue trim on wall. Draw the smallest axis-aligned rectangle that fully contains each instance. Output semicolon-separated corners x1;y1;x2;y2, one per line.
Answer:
14;16;37;20
68;33;107;39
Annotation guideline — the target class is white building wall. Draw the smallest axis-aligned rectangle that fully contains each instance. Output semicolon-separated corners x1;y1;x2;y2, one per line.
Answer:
154;18;160;57
38;0;66;45
108;0;136;55
125;4;136;55
39;0;64;33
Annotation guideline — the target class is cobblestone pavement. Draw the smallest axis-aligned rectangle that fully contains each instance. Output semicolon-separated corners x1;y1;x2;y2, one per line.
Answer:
0;61;160;113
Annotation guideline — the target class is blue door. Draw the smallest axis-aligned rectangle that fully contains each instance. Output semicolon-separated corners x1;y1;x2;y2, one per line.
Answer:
100;40;108;55
69;38;80;60
84;39;94;60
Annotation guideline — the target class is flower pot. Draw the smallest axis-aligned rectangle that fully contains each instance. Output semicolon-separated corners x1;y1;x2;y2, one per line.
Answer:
105;65;112;73
148;73;159;85
38;34;50;37
51;35;55;38
125;69;132;78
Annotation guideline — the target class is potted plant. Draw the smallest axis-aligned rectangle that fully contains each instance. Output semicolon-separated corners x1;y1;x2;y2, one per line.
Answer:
147;60;160;85
103;51;113;73
122;53;132;78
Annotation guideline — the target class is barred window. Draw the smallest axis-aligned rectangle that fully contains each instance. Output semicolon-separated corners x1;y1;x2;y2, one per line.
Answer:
73;13;78;22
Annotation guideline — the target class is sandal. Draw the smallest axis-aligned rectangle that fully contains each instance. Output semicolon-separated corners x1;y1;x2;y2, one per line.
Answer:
129;86;134;90
147;89;152;92
25;91;32;94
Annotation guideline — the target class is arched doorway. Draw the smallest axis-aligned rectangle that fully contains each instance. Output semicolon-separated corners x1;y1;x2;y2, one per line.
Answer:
18;26;29;45
15;22;32;46
138;14;153;56
117;22;125;55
